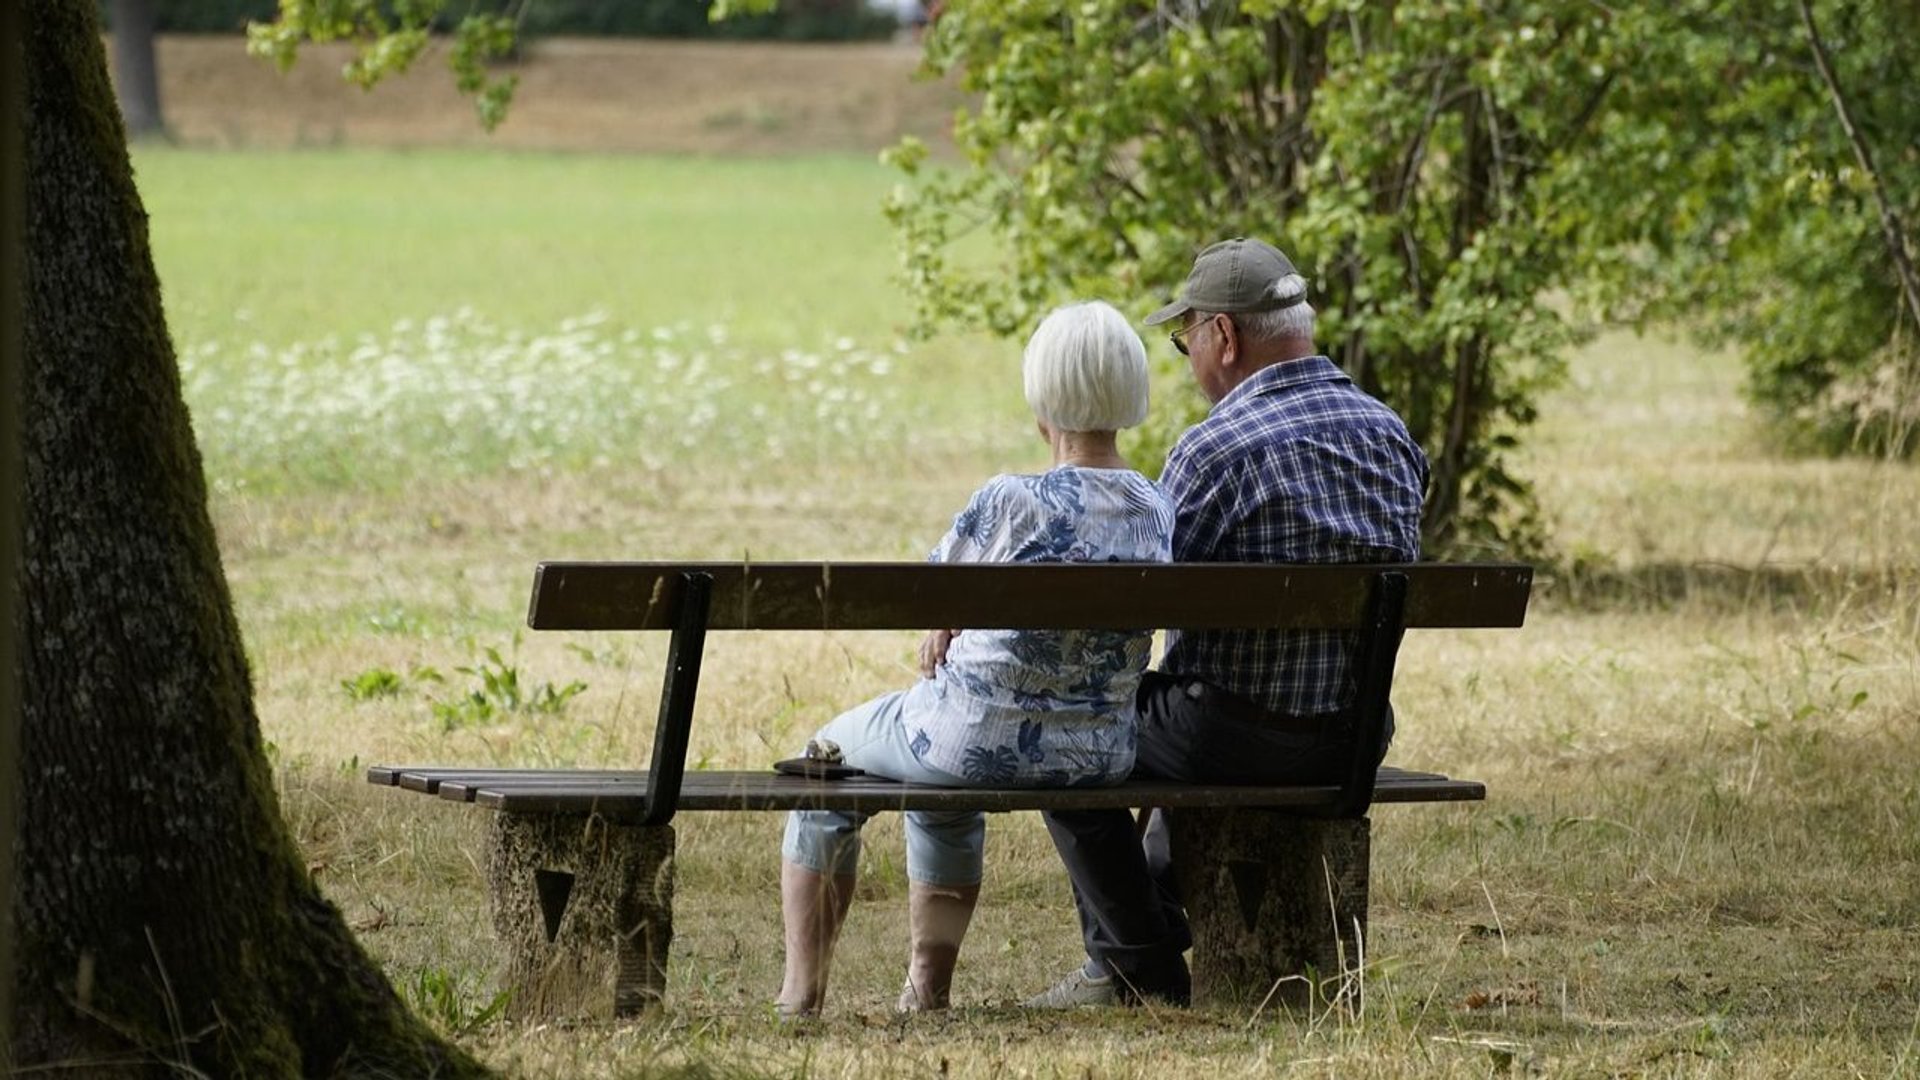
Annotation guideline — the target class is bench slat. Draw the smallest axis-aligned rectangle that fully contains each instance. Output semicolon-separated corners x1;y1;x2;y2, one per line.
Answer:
366;765;1482;816
528;562;1533;632
424;767;1457;802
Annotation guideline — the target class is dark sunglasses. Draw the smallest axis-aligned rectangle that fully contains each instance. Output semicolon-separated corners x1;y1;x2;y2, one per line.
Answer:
1169;316;1217;356
1169;321;1197;356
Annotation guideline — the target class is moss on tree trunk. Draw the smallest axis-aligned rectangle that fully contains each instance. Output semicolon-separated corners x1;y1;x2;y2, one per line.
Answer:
10;2;487;1074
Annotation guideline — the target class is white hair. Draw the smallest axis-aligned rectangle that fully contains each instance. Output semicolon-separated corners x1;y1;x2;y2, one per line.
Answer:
1207;273;1315;343
1022;301;1150;432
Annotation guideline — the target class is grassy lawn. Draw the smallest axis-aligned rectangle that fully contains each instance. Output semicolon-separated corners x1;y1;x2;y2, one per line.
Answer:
138;146;1920;1078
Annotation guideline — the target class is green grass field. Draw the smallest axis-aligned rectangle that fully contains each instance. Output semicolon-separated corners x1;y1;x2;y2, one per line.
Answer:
136;146;1920;1078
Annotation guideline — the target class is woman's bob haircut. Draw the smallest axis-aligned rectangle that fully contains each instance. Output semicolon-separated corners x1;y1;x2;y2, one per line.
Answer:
1022;301;1150;432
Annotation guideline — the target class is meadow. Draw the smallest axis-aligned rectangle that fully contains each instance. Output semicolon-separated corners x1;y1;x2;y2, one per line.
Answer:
134;145;1920;1078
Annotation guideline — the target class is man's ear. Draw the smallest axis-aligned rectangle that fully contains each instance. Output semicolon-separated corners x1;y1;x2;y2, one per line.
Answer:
1216;315;1241;368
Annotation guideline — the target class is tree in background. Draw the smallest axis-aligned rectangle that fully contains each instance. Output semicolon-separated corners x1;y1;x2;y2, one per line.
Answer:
885;1;1640;555
108;0;167;138
885;1;1920;555
10;0;486;1071
1595;0;1919;456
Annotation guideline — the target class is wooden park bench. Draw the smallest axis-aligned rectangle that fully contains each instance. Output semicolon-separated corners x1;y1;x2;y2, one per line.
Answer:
369;560;1532;1017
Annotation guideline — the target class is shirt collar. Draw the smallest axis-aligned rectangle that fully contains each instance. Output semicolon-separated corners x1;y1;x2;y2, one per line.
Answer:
1211;355;1349;412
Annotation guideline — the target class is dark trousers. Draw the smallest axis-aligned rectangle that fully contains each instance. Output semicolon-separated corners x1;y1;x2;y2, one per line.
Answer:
1040;672;1392;1002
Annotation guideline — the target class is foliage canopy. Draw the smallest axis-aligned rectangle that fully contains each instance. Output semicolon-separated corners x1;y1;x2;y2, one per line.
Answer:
885;0;1920;553
887;0;1633;554
1592;0;1920;455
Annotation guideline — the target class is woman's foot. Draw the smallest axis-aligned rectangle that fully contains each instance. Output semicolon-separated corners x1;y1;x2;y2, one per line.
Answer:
771;991;817;1014
896;978;949;1014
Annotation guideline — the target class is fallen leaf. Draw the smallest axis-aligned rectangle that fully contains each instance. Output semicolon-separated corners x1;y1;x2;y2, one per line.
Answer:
351;908;391;933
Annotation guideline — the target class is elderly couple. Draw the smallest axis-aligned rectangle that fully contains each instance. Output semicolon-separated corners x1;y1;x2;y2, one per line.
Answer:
775;238;1429;1016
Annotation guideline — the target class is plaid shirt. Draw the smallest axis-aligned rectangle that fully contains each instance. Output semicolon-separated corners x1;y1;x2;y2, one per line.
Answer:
1158;356;1428;717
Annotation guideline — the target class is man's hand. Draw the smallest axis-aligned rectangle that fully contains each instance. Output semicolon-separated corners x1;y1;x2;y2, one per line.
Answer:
918;629;960;678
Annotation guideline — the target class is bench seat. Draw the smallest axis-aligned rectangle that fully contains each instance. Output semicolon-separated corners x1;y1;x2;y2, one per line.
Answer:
370;764;1485;815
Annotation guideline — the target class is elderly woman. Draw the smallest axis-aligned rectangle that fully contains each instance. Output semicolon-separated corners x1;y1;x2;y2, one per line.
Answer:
776;301;1174;1017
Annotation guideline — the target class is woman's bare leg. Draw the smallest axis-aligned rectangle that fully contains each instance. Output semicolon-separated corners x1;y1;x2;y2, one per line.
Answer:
900;880;981;1010
776;860;856;1015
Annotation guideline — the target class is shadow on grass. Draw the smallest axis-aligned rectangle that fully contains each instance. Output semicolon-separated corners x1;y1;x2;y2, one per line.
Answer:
1538;560;1918;614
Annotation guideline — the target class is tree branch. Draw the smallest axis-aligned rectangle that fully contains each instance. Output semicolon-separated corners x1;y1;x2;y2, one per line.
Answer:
1797;0;1920;333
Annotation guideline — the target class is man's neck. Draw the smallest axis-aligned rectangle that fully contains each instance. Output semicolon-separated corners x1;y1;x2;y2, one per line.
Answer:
1218;338;1318;399
1241;337;1317;371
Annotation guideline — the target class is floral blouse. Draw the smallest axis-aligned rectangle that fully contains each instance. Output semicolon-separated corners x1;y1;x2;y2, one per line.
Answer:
897;466;1174;786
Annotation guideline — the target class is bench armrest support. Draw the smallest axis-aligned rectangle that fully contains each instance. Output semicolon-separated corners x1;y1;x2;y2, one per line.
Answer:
1327;571;1409;819
640;571;713;827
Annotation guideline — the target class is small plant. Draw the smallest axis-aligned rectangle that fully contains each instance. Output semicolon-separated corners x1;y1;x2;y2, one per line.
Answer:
340;666;405;701
404;967;509;1037
342;663;443;703
431;643;586;732
430;694;494;731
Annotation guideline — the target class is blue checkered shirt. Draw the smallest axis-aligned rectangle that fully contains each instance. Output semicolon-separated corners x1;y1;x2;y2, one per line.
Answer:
1158;356;1428;717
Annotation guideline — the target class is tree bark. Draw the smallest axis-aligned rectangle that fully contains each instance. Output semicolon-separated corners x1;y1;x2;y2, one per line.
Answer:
11;2;485;1074
107;0;165;140
2;0;28;1063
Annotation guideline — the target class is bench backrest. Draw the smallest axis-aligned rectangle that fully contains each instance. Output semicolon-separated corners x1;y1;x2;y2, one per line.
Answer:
526;561;1534;826
528;562;1533;631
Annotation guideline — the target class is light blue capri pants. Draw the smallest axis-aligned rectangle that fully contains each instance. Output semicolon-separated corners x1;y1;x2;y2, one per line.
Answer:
781;691;989;888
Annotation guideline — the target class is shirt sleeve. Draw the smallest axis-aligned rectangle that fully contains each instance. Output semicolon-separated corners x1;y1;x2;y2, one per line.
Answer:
1159;437;1239;563
929;477;1008;564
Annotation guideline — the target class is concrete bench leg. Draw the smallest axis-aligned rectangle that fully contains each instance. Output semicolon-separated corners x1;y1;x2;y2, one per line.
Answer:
1167;810;1369;1009
488;812;676;1019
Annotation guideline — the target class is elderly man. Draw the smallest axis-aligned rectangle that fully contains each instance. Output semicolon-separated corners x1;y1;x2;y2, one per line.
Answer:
1027;238;1430;1008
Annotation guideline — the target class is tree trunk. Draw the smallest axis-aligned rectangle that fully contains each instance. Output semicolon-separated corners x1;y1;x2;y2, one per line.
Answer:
108;0;165;140
10;2;485;1074
2;0;27;1061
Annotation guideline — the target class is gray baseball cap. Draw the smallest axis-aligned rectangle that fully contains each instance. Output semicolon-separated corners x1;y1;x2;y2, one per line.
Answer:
1144;237;1305;326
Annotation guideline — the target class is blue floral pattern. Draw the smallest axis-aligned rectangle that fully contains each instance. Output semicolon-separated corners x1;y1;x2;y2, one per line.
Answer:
899;467;1176;786
961;745;1021;783
1017;719;1046;763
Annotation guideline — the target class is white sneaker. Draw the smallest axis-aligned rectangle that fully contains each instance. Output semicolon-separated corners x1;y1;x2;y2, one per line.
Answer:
1022;966;1120;1008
